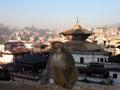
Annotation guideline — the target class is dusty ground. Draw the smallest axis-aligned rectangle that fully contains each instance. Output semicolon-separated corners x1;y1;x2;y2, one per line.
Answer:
0;81;120;90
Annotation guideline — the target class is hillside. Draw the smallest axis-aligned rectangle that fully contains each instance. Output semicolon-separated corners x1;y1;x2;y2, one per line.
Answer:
0;23;54;43
0;23;12;43
98;22;120;29
108;22;120;28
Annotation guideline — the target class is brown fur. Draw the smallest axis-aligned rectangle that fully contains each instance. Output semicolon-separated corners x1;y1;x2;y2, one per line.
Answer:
43;41;78;89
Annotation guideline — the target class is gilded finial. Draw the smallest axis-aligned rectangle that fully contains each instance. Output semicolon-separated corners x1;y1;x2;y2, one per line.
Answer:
74;17;81;29
77;17;79;23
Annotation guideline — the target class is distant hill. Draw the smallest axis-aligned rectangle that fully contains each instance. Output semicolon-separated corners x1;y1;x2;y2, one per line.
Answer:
0;23;12;43
104;22;120;28
96;22;120;30
0;23;55;43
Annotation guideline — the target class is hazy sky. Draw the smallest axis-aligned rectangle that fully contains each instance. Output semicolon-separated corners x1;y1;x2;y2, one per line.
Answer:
0;0;120;30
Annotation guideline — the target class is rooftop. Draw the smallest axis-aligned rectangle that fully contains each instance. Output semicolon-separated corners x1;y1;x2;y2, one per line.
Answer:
60;18;93;36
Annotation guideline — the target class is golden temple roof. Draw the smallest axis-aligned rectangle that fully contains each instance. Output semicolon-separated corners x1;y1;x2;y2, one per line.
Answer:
60;18;93;35
73;17;81;29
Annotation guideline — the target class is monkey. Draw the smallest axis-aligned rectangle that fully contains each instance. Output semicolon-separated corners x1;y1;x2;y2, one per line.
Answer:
42;41;78;89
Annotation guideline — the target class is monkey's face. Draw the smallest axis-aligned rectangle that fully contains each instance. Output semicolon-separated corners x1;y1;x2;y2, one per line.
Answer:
52;42;63;54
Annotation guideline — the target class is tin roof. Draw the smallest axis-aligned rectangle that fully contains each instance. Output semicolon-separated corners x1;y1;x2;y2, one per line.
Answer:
16;54;47;64
10;48;30;54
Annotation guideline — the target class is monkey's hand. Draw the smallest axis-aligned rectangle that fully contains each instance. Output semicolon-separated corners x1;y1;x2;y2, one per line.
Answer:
49;78;54;84
65;81;74;89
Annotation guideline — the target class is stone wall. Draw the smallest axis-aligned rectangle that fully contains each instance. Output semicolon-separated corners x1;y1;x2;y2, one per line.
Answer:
0;81;119;90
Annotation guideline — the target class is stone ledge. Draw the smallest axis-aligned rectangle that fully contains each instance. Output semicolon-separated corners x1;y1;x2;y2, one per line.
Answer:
0;81;119;90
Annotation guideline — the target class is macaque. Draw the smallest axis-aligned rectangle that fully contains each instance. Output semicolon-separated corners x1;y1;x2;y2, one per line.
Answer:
42;41;78;89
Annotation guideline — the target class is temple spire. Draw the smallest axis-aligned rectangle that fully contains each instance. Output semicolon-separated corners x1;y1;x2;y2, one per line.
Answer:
74;17;81;29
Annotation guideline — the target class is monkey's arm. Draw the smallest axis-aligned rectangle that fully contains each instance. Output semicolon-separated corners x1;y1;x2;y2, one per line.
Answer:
65;66;74;82
41;63;49;84
41;55;54;84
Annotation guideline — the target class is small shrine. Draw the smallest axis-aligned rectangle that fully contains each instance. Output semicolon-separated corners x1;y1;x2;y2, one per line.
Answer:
11;53;47;81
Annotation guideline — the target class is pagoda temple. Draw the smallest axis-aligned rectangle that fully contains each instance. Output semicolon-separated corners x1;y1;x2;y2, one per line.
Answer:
61;17;93;41
60;18;110;64
60;18;101;52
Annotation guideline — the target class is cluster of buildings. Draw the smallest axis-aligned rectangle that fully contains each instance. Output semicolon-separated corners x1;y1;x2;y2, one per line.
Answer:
10;26;54;43
0;18;120;85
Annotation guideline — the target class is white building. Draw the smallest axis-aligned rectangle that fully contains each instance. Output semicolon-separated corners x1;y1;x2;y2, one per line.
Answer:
0;44;5;52
0;50;13;64
95;36;107;46
24;43;33;49
72;51;109;66
109;71;120;86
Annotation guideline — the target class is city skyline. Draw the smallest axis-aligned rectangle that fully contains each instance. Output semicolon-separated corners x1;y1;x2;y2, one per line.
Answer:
0;0;120;30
